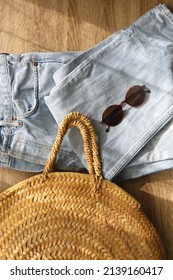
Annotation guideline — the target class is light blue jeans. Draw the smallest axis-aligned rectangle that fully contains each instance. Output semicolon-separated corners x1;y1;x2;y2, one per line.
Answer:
1;3;173;181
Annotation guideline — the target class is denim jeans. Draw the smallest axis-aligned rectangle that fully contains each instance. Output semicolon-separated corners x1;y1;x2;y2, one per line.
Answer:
1;4;173;181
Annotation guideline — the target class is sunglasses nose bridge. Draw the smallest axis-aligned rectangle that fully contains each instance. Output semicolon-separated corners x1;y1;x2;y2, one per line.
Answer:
120;99;126;107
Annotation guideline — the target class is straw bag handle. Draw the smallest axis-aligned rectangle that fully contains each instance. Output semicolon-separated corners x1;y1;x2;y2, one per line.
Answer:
43;112;103;179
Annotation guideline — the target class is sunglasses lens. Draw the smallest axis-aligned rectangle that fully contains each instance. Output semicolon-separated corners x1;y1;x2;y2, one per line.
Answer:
125;85;147;107
102;105;123;126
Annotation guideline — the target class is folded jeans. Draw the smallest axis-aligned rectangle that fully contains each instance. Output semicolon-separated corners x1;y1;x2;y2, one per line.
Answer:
1;3;173;181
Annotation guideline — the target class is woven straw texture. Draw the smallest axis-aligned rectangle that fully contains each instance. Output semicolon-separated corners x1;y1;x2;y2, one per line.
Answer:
0;112;165;260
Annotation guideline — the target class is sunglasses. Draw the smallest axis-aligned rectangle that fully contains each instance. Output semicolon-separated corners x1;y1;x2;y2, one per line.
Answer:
101;85;150;132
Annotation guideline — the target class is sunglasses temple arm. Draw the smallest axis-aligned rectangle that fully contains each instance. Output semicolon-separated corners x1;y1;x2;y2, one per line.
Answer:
100;120;110;132
106;125;110;132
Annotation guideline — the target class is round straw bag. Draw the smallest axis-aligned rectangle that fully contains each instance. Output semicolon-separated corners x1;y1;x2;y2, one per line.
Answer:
0;112;165;260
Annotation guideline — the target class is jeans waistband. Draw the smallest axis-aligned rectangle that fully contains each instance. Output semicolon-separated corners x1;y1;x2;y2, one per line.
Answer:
0;51;82;64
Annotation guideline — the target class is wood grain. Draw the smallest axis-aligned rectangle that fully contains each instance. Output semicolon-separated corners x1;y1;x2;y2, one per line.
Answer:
0;0;173;259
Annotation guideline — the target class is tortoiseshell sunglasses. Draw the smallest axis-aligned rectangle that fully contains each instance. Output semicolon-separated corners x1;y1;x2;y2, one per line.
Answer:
101;85;150;132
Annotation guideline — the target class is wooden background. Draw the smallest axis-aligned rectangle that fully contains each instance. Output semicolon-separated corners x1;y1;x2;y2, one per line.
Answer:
0;0;173;259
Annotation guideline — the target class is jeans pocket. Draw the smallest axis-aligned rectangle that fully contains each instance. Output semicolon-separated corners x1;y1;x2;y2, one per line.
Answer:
12;61;39;118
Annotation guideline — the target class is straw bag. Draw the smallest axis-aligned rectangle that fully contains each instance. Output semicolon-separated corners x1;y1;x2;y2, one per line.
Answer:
0;112;165;260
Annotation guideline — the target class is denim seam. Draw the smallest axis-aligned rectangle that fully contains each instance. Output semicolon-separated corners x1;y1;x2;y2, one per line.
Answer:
19;60;67;64
0;161;8;166
11;137;77;156
11;137;51;150
5;55;12;120
8;150;46;165
9;155;81;171
160;4;173;22
3;55;13;153
121;158;173;170
0;151;11;165
19;63;40;119
8;150;80;168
